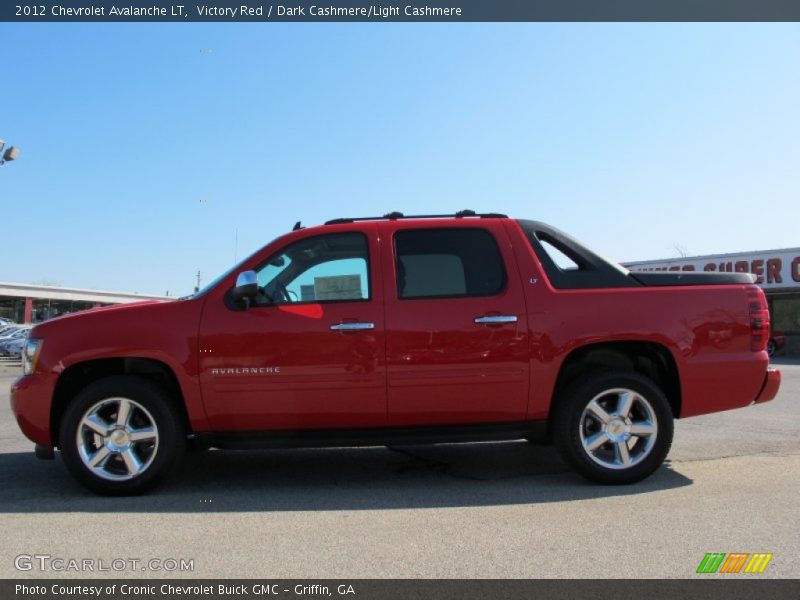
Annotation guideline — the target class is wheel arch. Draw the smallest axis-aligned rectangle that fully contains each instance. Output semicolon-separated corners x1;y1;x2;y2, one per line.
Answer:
550;340;682;421
51;357;191;447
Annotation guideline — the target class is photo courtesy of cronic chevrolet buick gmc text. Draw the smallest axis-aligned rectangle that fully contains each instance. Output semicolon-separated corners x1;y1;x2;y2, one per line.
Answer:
10;211;781;495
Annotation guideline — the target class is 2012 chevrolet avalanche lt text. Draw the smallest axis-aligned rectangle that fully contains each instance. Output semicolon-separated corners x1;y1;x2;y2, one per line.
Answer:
11;211;781;494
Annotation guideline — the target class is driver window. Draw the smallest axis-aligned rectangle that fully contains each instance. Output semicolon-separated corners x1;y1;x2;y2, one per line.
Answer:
254;233;370;305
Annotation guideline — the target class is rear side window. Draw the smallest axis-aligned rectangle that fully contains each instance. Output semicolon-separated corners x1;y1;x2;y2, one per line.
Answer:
539;238;581;270
394;228;506;299
517;219;637;290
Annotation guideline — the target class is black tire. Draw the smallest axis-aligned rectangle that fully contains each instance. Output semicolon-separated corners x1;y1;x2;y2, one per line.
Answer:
767;339;776;358
59;375;185;495
552;370;674;485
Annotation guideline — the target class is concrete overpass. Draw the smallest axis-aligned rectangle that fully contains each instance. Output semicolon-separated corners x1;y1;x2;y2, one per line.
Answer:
0;281;172;324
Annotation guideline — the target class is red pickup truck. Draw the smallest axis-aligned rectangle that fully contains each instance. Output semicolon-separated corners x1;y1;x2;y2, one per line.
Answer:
11;212;781;494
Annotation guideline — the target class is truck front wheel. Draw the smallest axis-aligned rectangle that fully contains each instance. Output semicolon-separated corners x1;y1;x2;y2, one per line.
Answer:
552;370;674;484
59;375;185;495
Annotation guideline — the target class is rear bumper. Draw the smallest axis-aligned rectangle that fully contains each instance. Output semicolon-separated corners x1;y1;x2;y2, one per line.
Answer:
754;367;781;404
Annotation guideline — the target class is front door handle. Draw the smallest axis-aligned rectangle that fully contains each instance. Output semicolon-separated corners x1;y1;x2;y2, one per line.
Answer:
330;322;375;331
474;315;518;325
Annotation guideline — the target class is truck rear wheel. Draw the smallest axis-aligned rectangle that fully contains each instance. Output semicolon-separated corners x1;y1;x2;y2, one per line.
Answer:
552;370;673;484
59;375;185;495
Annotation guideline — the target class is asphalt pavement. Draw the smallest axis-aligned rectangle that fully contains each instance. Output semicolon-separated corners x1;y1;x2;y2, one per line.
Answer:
0;361;797;578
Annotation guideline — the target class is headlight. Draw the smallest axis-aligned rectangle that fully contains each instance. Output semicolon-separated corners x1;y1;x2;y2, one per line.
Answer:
23;339;43;375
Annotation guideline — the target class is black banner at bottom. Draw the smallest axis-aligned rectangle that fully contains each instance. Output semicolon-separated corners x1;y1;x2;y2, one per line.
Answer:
2;579;799;600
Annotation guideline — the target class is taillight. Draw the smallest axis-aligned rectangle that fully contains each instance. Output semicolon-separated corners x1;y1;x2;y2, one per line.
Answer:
746;285;770;352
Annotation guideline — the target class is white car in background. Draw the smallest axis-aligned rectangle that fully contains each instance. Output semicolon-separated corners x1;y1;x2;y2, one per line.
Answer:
0;326;32;354
1;337;25;358
0;324;20;337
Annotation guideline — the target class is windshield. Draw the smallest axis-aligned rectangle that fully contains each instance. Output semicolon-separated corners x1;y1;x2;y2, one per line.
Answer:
185;258;250;300
186;234;286;300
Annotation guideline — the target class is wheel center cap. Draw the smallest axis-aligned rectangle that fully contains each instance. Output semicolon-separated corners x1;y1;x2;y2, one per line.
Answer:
606;418;629;441
107;428;130;450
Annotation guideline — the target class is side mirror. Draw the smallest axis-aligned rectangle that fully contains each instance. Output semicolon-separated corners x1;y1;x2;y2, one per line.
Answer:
231;270;258;303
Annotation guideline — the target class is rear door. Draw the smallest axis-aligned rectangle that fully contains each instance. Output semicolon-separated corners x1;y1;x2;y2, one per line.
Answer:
381;220;530;426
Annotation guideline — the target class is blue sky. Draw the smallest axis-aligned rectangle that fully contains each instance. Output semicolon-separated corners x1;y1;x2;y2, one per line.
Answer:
2;23;799;296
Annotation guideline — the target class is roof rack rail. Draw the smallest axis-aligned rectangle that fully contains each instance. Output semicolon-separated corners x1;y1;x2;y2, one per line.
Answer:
324;210;508;226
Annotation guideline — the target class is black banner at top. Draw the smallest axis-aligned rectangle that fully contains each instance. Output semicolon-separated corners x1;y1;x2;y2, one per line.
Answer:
4;0;800;22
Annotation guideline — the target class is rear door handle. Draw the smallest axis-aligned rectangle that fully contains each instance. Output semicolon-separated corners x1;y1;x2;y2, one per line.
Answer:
474;315;518;324
330;322;375;331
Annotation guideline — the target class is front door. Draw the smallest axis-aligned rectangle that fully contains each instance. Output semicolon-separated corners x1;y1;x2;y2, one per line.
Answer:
381;222;530;426
199;226;386;431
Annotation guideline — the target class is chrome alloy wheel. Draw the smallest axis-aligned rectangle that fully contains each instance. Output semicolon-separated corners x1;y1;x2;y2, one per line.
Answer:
76;397;159;481
578;388;658;470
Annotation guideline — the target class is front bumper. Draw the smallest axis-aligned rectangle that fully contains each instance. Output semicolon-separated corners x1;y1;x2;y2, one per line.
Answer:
10;373;55;446
754;368;781;404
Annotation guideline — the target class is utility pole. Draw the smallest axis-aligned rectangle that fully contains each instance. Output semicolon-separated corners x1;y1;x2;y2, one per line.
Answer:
195;270;201;293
